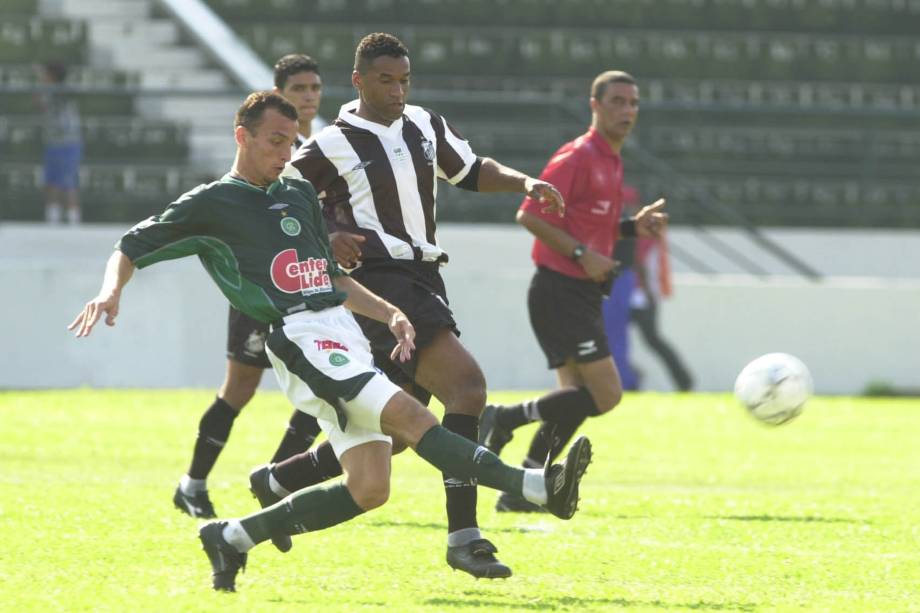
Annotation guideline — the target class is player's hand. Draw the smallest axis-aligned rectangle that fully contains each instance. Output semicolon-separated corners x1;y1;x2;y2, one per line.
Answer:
525;178;565;217
387;309;416;363
635;198;668;239
68;291;121;338
330;231;366;268
576;249;618;283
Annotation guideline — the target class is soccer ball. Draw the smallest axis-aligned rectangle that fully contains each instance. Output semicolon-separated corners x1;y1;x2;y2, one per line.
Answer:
734;353;813;425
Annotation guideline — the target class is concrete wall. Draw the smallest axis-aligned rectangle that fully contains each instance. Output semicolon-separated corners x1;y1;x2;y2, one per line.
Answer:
2;223;918;394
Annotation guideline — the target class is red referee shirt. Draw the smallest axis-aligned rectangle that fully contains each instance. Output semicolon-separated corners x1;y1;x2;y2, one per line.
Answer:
519;128;624;280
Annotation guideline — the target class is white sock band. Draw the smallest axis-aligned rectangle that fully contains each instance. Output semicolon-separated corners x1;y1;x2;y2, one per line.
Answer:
447;527;482;547
268;472;292;498
180;475;207;495
221;520;255;553
521;469;547;505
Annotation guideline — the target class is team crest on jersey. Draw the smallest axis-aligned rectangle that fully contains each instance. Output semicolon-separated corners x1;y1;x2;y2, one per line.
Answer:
328;352;350;367
270;249;332;296
420;137;435;165
280;216;301;236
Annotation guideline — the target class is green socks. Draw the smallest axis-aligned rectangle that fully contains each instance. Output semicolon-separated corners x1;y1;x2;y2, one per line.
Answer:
239;482;363;545
415;425;525;497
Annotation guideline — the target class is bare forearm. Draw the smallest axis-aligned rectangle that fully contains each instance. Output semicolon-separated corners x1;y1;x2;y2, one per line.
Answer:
476;157;529;193
102;250;136;296
333;275;399;324
517;210;580;258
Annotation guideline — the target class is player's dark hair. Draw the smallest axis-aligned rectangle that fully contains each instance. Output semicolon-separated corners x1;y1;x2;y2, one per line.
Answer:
591;70;637;100
354;32;409;73
43;61;68;83
235;91;298;133
273;54;320;90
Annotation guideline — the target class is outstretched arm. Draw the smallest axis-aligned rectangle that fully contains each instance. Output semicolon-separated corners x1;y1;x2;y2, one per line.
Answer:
332;275;416;363
68;250;135;337
476;158;565;217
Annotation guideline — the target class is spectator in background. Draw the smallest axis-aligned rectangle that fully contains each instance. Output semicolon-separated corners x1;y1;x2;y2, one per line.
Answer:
629;226;694;391
38;61;82;224
602;184;641;391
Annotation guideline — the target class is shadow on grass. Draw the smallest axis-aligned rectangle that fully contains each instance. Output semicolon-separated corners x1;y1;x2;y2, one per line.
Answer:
367;518;546;534
708;514;867;524
424;595;758;611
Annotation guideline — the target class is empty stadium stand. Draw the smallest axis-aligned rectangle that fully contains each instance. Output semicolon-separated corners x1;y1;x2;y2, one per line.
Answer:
1;0;918;226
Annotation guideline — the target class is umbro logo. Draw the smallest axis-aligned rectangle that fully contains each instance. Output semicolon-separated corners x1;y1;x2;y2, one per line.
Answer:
577;340;597;356
350;160;373;173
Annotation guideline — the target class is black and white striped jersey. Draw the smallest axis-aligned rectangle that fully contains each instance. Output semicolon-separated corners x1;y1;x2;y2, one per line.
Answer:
291;100;480;263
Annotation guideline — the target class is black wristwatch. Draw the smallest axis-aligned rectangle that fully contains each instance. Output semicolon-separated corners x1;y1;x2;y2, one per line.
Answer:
571;244;586;260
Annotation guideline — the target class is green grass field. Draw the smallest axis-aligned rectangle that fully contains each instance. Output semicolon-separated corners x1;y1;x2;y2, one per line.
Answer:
1;390;919;612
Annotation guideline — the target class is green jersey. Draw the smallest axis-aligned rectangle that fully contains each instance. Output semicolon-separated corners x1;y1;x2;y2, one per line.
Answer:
117;174;346;323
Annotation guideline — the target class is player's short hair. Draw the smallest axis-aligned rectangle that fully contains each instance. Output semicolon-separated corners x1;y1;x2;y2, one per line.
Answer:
235;91;298;133
273;54;320;90
591;70;638;100
354;32;409;73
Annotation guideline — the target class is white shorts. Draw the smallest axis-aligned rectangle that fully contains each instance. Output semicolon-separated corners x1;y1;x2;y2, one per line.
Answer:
264;305;401;458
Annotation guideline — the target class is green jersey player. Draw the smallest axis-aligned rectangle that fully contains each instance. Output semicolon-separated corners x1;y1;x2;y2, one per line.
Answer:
68;91;592;592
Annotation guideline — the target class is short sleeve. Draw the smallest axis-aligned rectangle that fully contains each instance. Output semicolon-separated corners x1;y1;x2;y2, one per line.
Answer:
425;109;478;186
518;148;580;225
116;187;208;268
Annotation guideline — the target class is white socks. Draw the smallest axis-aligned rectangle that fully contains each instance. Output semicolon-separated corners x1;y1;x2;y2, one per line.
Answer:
521;469;547;505
179;474;207;495
447;527;482;547
222;520;255;553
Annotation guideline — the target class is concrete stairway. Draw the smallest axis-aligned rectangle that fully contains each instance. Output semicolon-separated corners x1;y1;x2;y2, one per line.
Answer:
40;0;243;173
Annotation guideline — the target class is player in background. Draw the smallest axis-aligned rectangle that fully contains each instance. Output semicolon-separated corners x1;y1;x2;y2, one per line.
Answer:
68;91;592;592
478;71;668;512
246;33;566;579
172;55;325;519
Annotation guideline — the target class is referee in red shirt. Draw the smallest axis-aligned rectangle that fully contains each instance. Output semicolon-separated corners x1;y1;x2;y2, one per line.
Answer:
479;70;668;512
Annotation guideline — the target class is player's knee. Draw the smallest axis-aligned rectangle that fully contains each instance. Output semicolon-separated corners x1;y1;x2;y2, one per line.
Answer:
444;374;487;417
380;392;439;446
591;385;623;415
220;364;263;409
348;479;390;511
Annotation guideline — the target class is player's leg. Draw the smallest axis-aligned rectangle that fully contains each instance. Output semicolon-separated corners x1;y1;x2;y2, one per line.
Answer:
202;381;590;591
175;307;274;518
410;328;511;577
203;438;391;591
482;268;619;512
173;358;261;518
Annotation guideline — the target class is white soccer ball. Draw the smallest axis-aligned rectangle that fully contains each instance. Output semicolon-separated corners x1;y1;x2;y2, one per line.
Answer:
734;353;813;425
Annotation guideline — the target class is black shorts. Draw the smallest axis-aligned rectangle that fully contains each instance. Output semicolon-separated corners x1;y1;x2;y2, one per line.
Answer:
349;260;459;387
528;266;611;369
226;305;271;369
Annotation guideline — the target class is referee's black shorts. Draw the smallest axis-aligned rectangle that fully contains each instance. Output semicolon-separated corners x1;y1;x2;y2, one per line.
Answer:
349;259;459;388
528;266;611;369
226;305;272;369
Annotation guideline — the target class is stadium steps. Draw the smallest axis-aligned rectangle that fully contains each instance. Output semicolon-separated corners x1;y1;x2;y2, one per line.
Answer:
40;0;240;173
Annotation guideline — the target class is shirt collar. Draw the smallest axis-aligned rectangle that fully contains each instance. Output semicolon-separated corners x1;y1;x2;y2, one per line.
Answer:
221;173;283;195
337;99;404;137
585;127;619;158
